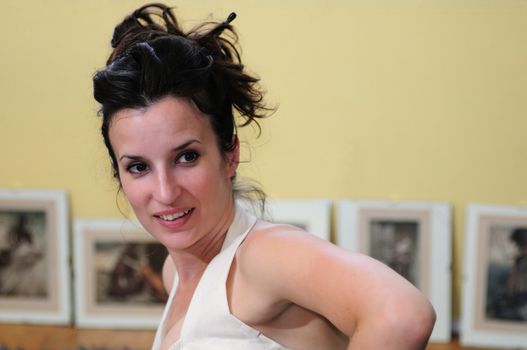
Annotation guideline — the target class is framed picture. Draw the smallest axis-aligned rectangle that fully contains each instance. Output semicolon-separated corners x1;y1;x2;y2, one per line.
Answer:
336;200;452;342
0;189;70;324
461;204;527;349
74;219;168;329
242;199;331;241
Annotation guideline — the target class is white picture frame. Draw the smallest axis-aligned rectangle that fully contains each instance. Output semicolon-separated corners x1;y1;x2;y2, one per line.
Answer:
336;200;452;342
74;219;168;329
0;189;70;325
461;204;527;349
242;199;331;241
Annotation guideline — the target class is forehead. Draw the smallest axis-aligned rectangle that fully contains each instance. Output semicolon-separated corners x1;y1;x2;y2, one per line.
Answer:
109;96;214;147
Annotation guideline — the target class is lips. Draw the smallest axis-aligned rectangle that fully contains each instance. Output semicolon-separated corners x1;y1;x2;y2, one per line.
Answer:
153;208;194;228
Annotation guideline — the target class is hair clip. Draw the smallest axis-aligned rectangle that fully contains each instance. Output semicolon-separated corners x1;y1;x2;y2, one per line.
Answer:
226;12;237;24
207;12;237;38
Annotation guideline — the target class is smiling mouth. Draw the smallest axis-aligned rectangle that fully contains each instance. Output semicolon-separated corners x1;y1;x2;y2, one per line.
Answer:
157;208;194;221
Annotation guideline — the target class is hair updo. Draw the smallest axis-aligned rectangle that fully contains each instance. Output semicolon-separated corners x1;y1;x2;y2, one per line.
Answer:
93;3;270;179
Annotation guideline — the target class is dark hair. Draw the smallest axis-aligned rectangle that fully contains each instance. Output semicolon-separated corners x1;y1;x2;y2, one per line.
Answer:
93;3;271;179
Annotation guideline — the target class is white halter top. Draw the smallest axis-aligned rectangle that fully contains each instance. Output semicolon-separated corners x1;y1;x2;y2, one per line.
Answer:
151;206;289;350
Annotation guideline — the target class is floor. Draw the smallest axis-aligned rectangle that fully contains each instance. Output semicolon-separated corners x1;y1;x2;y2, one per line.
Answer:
0;323;498;350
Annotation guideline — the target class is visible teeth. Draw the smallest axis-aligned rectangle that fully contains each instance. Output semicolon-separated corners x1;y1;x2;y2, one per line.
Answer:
159;209;191;221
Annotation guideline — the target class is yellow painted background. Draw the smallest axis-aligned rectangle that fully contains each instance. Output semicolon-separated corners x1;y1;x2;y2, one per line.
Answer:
2;0;527;320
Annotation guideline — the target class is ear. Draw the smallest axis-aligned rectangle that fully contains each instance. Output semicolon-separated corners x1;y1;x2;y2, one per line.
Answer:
225;136;240;179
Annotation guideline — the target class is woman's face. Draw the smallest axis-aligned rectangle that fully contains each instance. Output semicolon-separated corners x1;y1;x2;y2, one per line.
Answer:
108;96;238;251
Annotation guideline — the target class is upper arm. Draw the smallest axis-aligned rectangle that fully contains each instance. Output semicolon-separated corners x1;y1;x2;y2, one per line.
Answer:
238;226;435;346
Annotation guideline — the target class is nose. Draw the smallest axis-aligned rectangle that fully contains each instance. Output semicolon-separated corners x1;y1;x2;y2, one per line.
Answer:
152;168;181;205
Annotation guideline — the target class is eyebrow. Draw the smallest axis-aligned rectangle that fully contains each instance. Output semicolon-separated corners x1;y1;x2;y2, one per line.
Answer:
118;139;202;161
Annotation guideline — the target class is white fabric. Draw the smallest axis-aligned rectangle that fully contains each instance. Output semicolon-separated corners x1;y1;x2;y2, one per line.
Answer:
152;206;289;350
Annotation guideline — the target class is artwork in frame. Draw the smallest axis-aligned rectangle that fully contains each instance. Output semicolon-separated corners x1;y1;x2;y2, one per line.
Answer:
336;200;452;342
74;219;169;329
241;199;331;241
0;189;70;325
461;204;527;349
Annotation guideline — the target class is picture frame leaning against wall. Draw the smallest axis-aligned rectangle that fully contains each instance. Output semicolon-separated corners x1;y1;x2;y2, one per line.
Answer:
461;204;527;349
0;189;70;325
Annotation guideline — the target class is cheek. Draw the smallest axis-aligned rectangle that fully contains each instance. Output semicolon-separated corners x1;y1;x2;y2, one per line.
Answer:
120;179;147;210
186;166;231;198
185;169;216;194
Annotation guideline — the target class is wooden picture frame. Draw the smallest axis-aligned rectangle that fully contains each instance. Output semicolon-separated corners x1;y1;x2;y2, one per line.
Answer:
337;200;452;342
0;189;70;324
74;219;168;329
461;204;527;349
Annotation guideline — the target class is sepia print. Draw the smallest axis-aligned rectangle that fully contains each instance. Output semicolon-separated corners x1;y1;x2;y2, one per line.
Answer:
0;210;48;298
485;224;527;323
95;241;168;305
369;220;420;287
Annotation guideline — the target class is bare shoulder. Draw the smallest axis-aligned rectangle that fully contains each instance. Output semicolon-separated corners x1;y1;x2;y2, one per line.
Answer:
240;220;320;254
238;221;321;274
237;219;363;281
236;219;361;303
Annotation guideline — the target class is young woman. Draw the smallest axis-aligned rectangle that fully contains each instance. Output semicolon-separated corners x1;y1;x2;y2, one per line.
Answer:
93;4;436;349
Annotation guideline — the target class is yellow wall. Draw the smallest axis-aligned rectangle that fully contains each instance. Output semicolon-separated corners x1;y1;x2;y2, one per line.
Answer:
2;0;527;319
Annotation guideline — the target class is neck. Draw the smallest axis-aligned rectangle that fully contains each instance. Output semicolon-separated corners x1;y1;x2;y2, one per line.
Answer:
168;201;236;284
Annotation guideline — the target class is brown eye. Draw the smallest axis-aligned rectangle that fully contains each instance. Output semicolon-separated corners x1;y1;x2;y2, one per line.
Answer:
127;162;149;174
178;151;199;164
